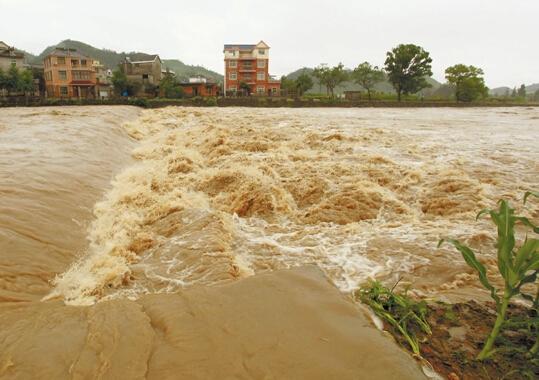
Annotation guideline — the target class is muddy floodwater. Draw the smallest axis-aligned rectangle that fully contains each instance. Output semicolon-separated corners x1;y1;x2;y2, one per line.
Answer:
1;106;538;378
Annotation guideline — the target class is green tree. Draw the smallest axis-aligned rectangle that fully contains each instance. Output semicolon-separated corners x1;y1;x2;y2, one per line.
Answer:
18;69;34;94
352;62;385;101
159;75;184;98
295;71;313;96
384;44;433;101
511;87;517;97
280;75;296;94
111;69;129;95
445;64;488;102
535;89;539;102
111;69;140;96
5;64;21;93
517;84;526;98
239;81;251;96
0;68;6;91
313;63;348;98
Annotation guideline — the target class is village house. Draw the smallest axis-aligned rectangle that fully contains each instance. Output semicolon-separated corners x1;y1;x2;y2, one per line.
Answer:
93;60;112;99
119;55;163;95
223;40;281;96
0;41;25;71
43;48;97;98
179;77;220;97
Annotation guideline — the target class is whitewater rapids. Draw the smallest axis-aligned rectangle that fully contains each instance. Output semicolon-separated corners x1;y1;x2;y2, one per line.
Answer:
0;105;537;378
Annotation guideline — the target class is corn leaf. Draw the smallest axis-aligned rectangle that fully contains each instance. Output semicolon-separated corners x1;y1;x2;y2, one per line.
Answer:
524;191;539;205
514;216;539;234
515;238;539;271
438;238;499;304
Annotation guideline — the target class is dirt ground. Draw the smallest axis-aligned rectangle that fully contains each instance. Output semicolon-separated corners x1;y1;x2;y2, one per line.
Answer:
383;300;539;379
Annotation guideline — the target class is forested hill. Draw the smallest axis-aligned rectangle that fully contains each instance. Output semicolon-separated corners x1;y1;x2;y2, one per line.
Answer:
24;39;223;82
285;67;442;95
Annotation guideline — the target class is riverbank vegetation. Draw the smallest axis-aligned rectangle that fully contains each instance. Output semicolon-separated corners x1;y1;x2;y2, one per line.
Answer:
0;65;36;96
358;192;539;379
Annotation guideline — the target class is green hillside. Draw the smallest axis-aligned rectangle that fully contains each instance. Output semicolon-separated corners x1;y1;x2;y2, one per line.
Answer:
24;39;222;82
162;59;222;82
285;67;441;95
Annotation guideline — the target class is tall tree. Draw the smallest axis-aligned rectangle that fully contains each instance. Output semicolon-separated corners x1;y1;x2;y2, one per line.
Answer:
352;62;385;101
517;84;526;98
384;44;433;101
313;63;348;98
111;69;140;96
18;69;34;94
5;64;21;93
280;75;296;93
445;64;488;102
295;71;313;96
0;68;5;91
111;69;128;95
511;87;517;97
159;74;184;98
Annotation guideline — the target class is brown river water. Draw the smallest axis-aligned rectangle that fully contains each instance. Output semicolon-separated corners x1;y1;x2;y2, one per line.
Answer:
0;105;538;379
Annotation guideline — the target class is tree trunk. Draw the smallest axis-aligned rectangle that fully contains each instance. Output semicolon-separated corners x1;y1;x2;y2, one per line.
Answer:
397;90;401;102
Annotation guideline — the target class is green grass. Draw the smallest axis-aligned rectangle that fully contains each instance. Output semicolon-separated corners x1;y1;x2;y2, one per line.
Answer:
356;280;431;356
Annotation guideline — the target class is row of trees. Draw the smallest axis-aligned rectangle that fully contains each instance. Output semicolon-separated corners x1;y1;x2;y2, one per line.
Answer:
0;65;35;95
287;44;491;102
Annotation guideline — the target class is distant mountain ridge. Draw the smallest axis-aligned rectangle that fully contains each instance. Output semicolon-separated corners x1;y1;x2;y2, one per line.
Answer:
489;83;539;96
24;39;223;82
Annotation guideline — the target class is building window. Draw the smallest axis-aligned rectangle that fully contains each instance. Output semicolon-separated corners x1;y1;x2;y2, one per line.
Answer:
60;86;68;96
229;72;237;80
58;71;67;80
257;86;265;94
257;72;265;81
229;60;237;68
72;71;90;80
81;59;87;66
71;59;79;66
257;60;265;68
258;49;265;55
231;51;236;56
57;57;65;65
142;74;149;79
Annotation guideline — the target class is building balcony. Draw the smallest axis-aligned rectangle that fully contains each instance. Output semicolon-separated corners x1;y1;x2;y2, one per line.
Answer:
238;68;255;72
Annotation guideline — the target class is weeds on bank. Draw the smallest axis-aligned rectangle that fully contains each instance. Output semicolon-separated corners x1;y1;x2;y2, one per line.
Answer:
439;191;539;360
356;280;431;356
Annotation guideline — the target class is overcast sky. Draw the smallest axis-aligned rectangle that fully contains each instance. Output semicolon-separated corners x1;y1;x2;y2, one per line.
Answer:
1;0;537;88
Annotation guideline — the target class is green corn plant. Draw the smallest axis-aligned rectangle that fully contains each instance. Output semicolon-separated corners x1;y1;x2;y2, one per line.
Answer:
357;280;431;356
439;192;539;360
520;191;539;357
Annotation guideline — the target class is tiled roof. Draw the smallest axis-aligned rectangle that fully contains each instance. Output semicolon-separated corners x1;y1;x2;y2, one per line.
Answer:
124;55;161;64
46;48;91;59
224;44;256;50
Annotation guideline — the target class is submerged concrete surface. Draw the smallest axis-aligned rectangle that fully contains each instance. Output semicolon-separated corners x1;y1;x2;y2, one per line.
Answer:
0;266;426;379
